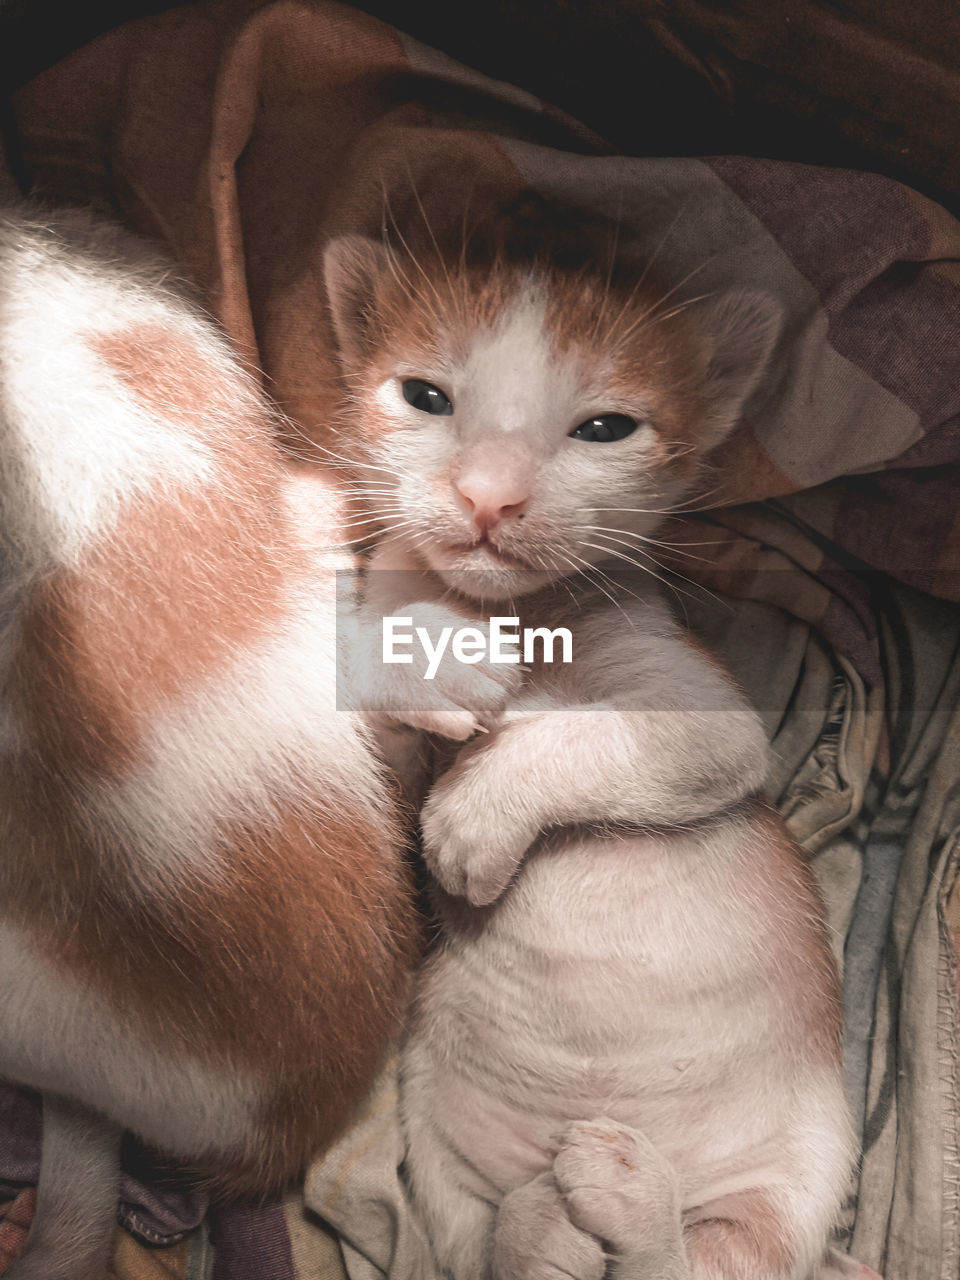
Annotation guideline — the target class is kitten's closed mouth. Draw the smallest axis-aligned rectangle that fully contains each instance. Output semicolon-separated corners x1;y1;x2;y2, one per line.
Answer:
447;538;529;569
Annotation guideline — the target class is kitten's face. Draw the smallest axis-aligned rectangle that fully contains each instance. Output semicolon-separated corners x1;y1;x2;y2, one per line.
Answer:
325;236;778;602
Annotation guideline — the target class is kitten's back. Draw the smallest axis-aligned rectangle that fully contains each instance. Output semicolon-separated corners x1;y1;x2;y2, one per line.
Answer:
0;206;417;1209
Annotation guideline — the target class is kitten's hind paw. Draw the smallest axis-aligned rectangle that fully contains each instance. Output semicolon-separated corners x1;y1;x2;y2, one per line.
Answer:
553;1119;680;1257
494;1171;605;1280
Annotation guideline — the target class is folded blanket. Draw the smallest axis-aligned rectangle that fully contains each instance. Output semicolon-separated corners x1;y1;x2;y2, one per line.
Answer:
6;2;960;1277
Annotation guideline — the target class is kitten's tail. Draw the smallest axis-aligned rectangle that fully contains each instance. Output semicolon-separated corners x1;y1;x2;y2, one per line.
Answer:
5;1093;121;1280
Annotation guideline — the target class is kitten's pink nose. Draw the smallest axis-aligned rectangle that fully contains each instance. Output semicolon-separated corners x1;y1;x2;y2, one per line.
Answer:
456;476;529;533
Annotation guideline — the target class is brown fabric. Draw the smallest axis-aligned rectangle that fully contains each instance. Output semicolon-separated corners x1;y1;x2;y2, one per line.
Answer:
11;0;539;429
648;0;960;215
344;0;960;218
8;1;960;220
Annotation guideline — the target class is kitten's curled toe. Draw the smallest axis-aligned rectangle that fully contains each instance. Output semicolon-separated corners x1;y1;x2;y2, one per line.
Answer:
553;1119;680;1255
493;1172;606;1280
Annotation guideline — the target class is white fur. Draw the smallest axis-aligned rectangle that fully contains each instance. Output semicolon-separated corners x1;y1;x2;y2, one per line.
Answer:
95;585;383;887
456;288;580;441
6;1096;122;1280
0;921;259;1157
417;596;770;905
400;790;855;1280
0;212;219;577
367;557;855;1280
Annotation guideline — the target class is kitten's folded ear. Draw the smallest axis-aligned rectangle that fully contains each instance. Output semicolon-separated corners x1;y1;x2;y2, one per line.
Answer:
699;291;782;446
323;234;391;364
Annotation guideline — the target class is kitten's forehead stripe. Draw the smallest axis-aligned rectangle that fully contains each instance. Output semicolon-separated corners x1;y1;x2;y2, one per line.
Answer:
459;290;582;438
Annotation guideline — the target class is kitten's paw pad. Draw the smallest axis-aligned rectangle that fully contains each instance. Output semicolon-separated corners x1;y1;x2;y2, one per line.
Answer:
494;1172;605;1280
421;780;539;905
553;1119;679;1252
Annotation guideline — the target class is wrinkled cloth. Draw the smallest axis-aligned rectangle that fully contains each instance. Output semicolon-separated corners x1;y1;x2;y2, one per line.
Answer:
4;1;960;1278
323;0;960;220
0;1190;201;1279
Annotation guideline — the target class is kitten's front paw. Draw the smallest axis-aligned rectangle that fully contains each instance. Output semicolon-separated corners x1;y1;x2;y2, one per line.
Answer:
421;759;541;905
553;1119;680;1255
354;601;522;740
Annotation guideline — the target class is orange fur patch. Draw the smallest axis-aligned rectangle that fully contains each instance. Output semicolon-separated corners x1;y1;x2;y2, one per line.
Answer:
12;356;305;778
3;775;419;1196
91;328;244;435
13;489;300;776
741;801;845;1069
686;1188;794;1277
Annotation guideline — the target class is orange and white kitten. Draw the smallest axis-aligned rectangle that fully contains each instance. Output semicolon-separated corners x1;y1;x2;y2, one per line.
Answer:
324;210;857;1280
0;206;417;1280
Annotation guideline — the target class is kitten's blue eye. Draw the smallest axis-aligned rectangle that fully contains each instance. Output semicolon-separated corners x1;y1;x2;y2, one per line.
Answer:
402;379;453;416
570;414;638;443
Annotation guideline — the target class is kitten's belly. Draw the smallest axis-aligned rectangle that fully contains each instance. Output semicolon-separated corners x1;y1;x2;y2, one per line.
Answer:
412;824;823;1202
422;969;786;1201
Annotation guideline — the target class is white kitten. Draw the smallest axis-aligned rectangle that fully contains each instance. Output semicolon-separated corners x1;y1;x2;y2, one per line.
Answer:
324;203;857;1280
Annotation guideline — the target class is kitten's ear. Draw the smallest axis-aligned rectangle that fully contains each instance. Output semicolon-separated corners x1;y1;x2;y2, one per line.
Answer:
323;234;391;364
699;291;781;445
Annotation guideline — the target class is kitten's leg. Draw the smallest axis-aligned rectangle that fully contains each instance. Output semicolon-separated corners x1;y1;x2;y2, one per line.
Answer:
348;550;522;741
493;1171;605;1280
679;1192;802;1280
419;686;767;907
553;1119;803;1280
5;1093;121;1280
403;1114;499;1280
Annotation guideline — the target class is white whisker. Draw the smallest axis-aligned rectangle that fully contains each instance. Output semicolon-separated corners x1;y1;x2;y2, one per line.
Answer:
579;526;720;565
554;548;638;630
575;536;727;612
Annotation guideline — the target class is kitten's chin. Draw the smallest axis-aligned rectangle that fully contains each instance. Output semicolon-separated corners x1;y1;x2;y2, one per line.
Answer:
422;543;559;602
436;564;558;602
